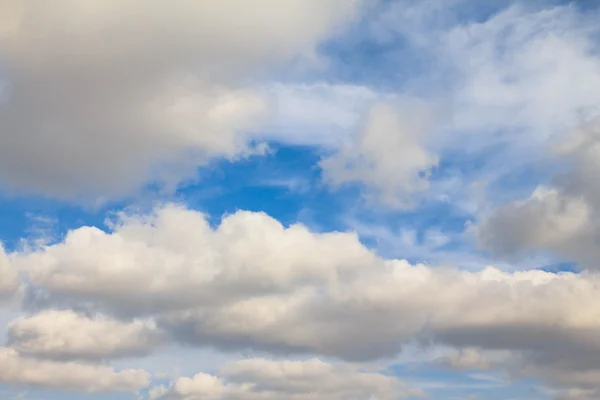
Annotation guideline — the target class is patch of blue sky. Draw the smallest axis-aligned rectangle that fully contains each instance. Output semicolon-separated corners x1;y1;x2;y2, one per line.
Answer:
178;143;350;231
177;143;492;269
0;193;119;252
0;135;572;275
0;136;559;272
393;364;551;400
180;143;467;230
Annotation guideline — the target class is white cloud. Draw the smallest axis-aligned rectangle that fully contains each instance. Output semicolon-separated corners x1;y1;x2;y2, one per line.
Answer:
377;2;600;139
0;0;364;199
0;244;18;301
11;203;600;395
149;358;423;400
362;1;600;215
320;99;439;207
441;4;600;137
0;347;149;393
259;82;381;147
7;310;163;360
16;204;376;316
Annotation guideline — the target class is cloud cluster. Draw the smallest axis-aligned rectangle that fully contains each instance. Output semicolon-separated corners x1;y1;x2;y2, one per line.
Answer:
4;204;600;396
1;1;600;399
149;358;423;400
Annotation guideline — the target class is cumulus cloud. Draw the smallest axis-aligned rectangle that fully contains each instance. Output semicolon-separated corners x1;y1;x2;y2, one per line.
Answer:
0;0;363;199
477;187;591;259
149;358;423;400
7;310;163;361
11;204;600;395
0;244;18;301
320;99;439;207
0;347;149;392
477;119;600;270
16;204;376;316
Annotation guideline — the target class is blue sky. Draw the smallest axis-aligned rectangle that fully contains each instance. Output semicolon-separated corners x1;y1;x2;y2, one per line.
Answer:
1;1;600;399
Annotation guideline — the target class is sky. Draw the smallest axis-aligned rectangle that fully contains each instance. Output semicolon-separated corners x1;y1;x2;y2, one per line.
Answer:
0;0;600;399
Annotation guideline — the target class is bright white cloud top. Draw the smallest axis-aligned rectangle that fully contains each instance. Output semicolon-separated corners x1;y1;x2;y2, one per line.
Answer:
0;1;600;400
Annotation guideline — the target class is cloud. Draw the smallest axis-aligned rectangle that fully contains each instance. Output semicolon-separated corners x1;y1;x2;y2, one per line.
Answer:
320;98;439;207
436;348;495;371
16;204;377;317
11;203;600;395
555;388;600;400
259;82;381;148
0;347;149;393
477;187;591;259
7;310;163;361
257;2;600;210
378;1;600;138
477;119;600;270
0;244;18;301
0;0;363;199
363;1;600;215
149;358;423;400
441;4;600;137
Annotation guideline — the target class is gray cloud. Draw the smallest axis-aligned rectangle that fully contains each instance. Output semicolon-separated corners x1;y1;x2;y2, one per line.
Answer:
477;118;600;270
0;0;363;199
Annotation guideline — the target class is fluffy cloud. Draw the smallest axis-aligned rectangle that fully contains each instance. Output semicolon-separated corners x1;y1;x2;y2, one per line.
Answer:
0;347;149;392
477;119;600;270
0;244;18;301
477;187;592;260
320;99;439;207
0;0;363;199
7;310;163;360
17;204;376;316
149;358;422;400
12;204;600;395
